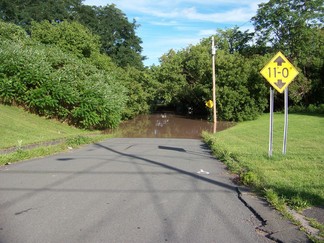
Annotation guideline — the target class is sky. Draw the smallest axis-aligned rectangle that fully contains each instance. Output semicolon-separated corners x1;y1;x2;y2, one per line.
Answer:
83;0;268;66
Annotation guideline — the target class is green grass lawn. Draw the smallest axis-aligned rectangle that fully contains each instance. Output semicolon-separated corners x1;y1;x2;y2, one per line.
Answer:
0;104;96;149
0;104;112;165
203;113;324;208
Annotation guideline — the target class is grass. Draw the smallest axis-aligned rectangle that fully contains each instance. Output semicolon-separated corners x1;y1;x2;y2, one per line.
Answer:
0;104;113;165
0;104;96;149
0;134;113;166
203;113;324;208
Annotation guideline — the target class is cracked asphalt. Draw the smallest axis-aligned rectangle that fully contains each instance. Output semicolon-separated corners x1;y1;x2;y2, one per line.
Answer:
0;138;308;242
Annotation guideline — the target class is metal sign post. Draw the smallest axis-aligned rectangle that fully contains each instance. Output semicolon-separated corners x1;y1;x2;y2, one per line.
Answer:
269;87;274;157
283;87;288;154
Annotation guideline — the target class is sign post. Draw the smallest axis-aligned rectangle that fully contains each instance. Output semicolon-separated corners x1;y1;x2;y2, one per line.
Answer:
211;37;217;133
260;51;299;156
283;87;288;154
269;87;274;157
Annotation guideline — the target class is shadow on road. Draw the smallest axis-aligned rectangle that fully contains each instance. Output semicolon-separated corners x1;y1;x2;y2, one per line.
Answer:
94;142;236;192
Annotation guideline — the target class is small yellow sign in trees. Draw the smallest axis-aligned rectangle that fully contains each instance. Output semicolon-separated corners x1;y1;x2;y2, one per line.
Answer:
260;51;299;93
206;100;214;108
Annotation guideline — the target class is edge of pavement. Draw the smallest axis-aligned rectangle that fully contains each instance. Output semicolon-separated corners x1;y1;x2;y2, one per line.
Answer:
236;186;323;243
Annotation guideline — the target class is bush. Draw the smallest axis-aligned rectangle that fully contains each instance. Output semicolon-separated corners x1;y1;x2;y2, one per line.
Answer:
31;20;101;59
0;38;127;129
215;52;268;121
0;20;28;42
289;104;324;114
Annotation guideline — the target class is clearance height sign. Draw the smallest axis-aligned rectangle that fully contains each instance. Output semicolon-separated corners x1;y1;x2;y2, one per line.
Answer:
260;51;299;93
260;51;299;156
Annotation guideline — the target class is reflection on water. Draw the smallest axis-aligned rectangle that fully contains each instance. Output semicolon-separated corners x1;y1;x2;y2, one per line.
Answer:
108;114;234;139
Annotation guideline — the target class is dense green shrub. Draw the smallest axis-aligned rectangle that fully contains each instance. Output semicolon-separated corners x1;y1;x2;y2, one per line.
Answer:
0;39;126;129
289;104;324;114
0;20;159;127
30;20;152;122
0;20;28;42
31;20;101;59
215;51;268;121
121;66;157;119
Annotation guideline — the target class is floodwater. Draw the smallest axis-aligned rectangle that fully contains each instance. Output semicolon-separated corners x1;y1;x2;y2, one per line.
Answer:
109;113;234;139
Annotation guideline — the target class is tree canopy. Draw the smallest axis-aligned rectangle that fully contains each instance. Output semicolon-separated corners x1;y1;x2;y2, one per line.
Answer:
0;0;82;25
252;0;324;105
0;0;323;128
77;4;144;69
252;0;324;59
0;0;144;69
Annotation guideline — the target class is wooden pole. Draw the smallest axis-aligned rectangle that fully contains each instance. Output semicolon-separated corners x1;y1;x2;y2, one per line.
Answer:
212;37;217;133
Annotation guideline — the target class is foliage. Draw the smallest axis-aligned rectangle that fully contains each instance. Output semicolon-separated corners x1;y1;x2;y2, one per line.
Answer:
30;20;101;58
0;19;154;126
252;0;324;106
252;0;324;59
214;50;268;121
0;1;145;69
264;188;286;211
151;36;268;121
121;66;158;119
150;0;324;118
176;43;212;114
289;104;324;114
66;135;93;147
150;0;324;117
0;0;82;26
151;49;187;107
0;22;127;129
214;27;255;56
0;19;28;42
76;4;145;69
1;0;324;125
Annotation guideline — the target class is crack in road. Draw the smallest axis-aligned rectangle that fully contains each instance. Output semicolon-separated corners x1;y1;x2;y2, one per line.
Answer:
236;187;282;242
15;207;34;216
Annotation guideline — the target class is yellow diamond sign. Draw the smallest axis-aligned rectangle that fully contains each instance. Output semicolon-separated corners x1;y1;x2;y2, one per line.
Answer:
260;51;299;93
205;100;214;108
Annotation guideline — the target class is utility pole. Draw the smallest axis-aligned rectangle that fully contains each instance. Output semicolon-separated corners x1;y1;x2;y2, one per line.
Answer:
212;36;217;133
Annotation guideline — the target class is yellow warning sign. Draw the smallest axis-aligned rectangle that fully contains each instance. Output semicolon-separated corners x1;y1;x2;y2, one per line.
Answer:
205;100;214;108
260;51;299;93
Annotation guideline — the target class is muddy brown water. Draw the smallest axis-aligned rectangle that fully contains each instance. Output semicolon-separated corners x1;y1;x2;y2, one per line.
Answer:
108;114;234;139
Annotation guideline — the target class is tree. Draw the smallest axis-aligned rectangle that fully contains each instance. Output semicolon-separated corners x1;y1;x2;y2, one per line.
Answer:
151;49;187;107
215;27;255;55
0;0;82;26
77;4;145;69
150;36;268;121
0;1;145;69
251;0;324;105
252;0;323;59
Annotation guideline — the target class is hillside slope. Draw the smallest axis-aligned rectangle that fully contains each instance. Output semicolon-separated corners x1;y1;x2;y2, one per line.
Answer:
0;104;93;149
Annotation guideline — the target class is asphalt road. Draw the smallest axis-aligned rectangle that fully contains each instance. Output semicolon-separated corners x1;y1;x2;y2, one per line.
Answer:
0;138;272;243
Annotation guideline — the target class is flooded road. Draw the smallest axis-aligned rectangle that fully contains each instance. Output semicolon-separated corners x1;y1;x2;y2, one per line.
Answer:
111;114;234;139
